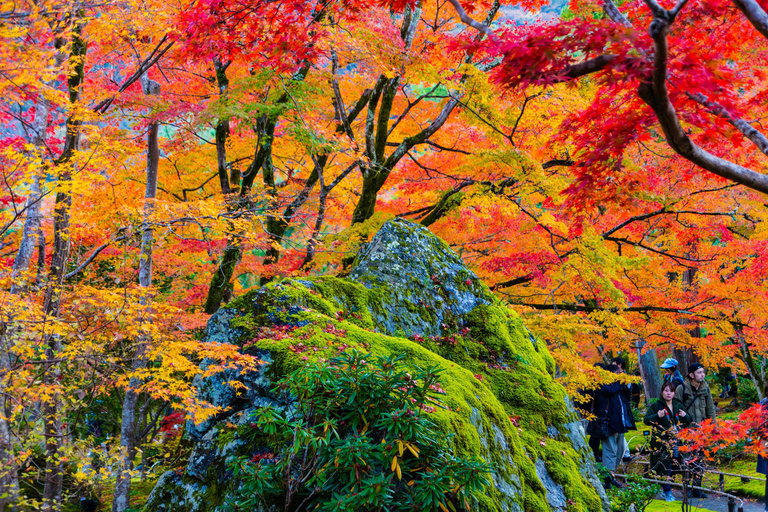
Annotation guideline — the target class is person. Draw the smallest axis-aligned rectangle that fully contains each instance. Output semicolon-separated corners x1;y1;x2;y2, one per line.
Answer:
674;363;716;425
612;356;634;462
584;362;608;462
674;362;716;498
661;358;685;389
644;381;691;502
716;367;739;399
593;364;636;481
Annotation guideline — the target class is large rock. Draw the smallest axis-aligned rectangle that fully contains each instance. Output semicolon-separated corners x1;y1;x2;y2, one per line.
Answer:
143;218;608;512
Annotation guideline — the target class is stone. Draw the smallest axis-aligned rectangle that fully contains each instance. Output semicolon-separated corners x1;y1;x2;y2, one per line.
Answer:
143;218;609;512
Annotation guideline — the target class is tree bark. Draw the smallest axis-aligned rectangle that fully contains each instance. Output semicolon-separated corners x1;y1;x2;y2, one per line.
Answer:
40;27;87;512
203;241;241;314
635;340;663;403
203;61;312;304
112;74;160;512
10;94;50;294
213;58;233;196
737;333;766;401
0;59;63;512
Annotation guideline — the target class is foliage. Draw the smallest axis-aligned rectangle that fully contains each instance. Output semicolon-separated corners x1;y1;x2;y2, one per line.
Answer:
3;0;768;506
606;474;660;512
224;351;491;512
738;377;759;404
679;401;768;461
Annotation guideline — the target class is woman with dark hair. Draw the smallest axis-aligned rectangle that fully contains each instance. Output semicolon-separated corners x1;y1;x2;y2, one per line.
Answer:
644;381;691;502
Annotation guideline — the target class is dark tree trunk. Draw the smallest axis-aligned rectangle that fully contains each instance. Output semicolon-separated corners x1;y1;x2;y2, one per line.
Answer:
40;27;87;511
213;58;233;196
636;340;663;404
351;171;383;225
203;241;241;314
738;333;766;401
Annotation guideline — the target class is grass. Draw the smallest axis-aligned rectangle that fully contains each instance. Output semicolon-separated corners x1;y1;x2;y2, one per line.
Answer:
699;458;767;499
627;429;653;453
644;500;711;511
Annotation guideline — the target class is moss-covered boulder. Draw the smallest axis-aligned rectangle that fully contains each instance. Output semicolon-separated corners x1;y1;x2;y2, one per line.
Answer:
143;218;608;512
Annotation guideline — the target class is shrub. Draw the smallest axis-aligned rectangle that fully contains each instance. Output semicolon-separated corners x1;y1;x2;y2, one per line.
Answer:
225;351;491;512
606;474;659;512
738;376;759;404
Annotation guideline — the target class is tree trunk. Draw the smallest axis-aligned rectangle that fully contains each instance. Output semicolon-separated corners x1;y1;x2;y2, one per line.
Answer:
351;170;385;225
40;27;87;509
738;334;766;401
203;240;241;314
112;71;160;512
40;161;73;512
10;96;49;294
213;58;232;196
301;172;328;269
674;267;700;375
673;347;697;378
636;340;663;404
259;163;323;285
0;330;18;512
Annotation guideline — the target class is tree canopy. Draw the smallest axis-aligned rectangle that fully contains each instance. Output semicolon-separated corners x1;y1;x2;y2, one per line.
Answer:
1;0;768;508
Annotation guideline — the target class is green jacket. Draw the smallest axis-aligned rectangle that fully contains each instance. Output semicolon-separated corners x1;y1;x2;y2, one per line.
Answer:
674;377;716;425
643;398;691;475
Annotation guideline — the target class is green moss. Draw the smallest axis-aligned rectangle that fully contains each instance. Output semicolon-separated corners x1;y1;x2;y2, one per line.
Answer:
219;276;604;511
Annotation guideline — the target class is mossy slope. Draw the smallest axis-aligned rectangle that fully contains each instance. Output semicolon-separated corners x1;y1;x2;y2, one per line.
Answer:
143;219;607;512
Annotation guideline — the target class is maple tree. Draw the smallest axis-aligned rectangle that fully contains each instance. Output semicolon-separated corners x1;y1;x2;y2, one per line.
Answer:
432;0;768;397
2;0;768;509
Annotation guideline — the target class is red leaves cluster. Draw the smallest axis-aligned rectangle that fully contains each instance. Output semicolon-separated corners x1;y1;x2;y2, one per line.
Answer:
481;251;559;282
244;325;298;349
177;0;328;69
679;403;768;460
488;20;648;90
160;411;186;436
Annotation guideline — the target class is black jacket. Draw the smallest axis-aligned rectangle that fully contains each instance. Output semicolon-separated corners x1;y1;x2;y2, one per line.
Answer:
594;381;637;435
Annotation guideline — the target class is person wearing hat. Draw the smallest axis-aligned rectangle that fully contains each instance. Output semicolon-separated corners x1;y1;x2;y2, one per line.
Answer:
674;362;716;498
660;358;685;389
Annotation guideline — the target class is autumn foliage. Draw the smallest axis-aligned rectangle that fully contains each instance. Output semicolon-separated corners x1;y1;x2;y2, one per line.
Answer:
2;0;768;507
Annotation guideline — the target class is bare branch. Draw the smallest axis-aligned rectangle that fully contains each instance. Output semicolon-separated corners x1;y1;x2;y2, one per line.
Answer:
65;231;129;279
688;92;768;158
637;2;768;194
732;0;768;39
330;50;354;141
542;158;575;169
602;0;633;26
93;36;174;114
445;0;498;40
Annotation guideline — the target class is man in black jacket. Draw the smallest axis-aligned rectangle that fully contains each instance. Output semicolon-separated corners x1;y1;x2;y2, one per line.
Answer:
594;364;637;473
612;357;635;461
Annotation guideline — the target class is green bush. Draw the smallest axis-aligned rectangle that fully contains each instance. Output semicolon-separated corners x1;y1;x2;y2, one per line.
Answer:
225;351;491;512
738;376;759;404
607;474;659;512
